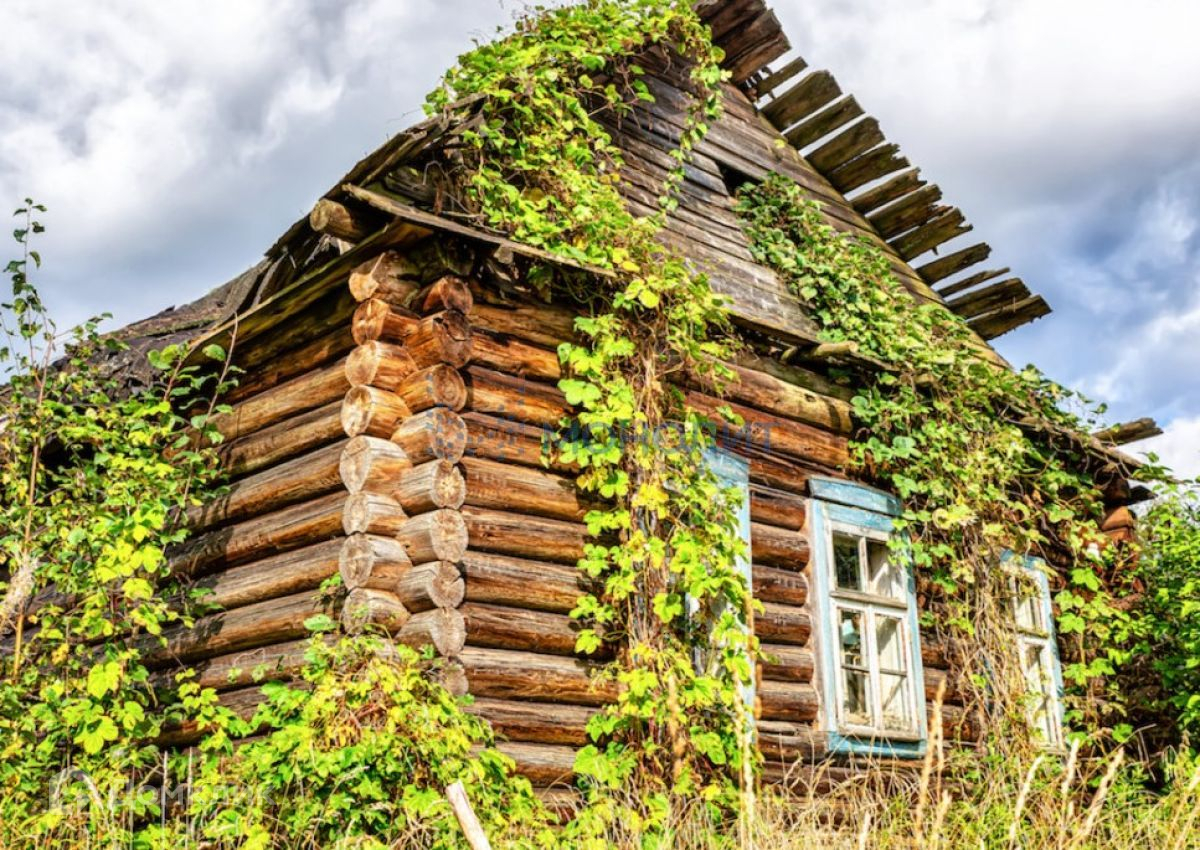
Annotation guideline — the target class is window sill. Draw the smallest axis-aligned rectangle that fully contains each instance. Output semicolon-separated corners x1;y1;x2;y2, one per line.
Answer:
828;731;927;759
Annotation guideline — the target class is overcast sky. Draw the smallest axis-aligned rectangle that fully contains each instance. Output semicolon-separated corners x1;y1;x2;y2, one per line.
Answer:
2;0;1197;477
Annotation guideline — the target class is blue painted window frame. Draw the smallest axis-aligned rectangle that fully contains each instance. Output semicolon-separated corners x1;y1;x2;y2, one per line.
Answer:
1001;551;1067;749
810;477;927;758
699;448;756;729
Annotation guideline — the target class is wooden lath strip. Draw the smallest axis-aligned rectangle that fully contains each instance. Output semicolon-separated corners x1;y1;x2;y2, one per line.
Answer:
935;267;1009;299
723;9;790;83
969;295;1051;339
916;242;992;283
762;71;841;128
1093;418;1162;446
806;118;885;173
867;185;945;240
755;56;808;99
784;96;864;149
945;278;1030;320
891;208;971;260
849;168;924;215
827;144;909;194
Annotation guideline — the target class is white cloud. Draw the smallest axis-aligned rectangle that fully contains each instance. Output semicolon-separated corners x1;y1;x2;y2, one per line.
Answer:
1135;416;1200;481
0;0;1197;451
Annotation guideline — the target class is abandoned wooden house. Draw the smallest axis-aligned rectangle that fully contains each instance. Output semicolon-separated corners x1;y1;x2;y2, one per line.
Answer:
106;0;1152;793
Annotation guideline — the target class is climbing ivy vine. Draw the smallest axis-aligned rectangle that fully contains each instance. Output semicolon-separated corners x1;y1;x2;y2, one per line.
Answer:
734;175;1154;736
428;1;762;841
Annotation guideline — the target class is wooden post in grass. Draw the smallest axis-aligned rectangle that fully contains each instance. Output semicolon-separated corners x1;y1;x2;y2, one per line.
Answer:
446;781;492;850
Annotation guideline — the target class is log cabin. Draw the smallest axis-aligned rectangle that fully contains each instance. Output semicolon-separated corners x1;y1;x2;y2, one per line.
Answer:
103;0;1152;794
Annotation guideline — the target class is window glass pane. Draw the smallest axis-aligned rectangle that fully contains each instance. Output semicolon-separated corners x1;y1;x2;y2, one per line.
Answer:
833;533;863;591
876;614;907;673
868;539;905;600
842;669;871;727
1014;587;1043;633
840;610;865;667
880;672;912;732
1023;642;1050;696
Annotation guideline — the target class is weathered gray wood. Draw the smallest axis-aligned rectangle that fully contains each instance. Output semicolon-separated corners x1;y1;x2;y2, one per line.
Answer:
784;96;863;149
867;185;946;240
849;167;924;216
914;242;992;284
935;267;1010;299
891;207;971;261
762;71;841;129
806;118;884;173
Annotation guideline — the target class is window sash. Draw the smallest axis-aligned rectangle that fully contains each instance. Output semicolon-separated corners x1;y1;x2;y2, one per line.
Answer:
812;495;928;754
1002;552;1066;749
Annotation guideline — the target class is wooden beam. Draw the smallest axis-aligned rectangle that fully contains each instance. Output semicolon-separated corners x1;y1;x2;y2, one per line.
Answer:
890;208;971;261
935;267;1010;299
754;56;808;99
849;168;924;216
806;118;885;173
968;295;1051;339
310;199;371;242
1094;418;1162;446
945;278;1031;320
784;96;864;149
867;185;946;240
915;242;991;284
761;70;841;129
826;144;909;194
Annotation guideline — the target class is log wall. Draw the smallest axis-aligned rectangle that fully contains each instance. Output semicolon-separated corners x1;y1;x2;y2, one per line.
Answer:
164;239;970;786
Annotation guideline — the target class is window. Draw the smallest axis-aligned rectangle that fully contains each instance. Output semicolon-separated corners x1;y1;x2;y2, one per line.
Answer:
1003;553;1065;749
810;477;926;757
693;448;755;728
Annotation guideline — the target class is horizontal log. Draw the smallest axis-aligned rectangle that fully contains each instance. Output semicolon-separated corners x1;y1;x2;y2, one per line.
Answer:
340;435;412;494
460;646;614;706
687;392;850;470
757;720;828;763
218;401;344;478
348;251;422;303
461;551;583;614
342;587;410;634
412;275;475;315
462;602;583;657
311;198;369;242
700;362;853;434
397;561;465;612
749;485;807;531
193;538;342;613
751;521;810;570
462;507;587;564
464;366;566;428
464;413;564;470
211;359;349;443
157;684;271;748
346;340;418;388
467;697;593;746
396;607;467;656
757;602;811;646
760;643;814;682
225;300;357;404
469;301;578;349
342;492;407;537
391;407;468;465
353;303;472;368
470;328;562;382
340;533;413;592
187;636;322;691
149;591;329;665
188;440;346;532
461;456;590;522
747;455;812;495
398;509;468;564
170;492;346;578
342;385;411;438
396;364;468;413
405;311;473;369
352;297;416;344
759;679;819;723
395;460;466;514
495;742;578;787
753;565;808;606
